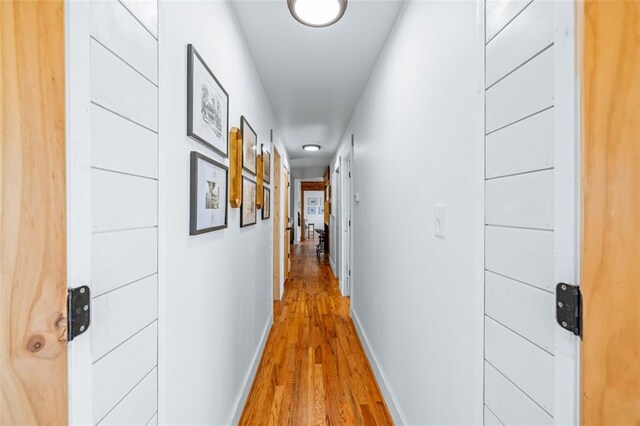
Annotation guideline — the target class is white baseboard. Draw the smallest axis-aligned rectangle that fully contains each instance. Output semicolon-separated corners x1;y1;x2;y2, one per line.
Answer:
228;315;273;425
329;257;336;276
351;309;406;425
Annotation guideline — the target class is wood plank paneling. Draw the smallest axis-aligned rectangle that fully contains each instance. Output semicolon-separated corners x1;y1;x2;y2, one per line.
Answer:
92;104;158;179
486;0;553;87
486;108;553;179
93;323;158;422
90;39;158;131
486;46;554;133
90;0;157;84
581;1;640;423
98;368;157;425
486;0;531;42
485;271;555;352
484;362;552;425
485;317;554;413
119;0;158;38
92;274;158;360
485;225;554;291
92;228;158;296
486;169;553;230
92;169;157;232
0;1;68;423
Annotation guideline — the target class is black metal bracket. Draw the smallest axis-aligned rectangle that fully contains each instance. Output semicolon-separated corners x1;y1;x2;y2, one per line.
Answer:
67;286;91;342
556;283;582;338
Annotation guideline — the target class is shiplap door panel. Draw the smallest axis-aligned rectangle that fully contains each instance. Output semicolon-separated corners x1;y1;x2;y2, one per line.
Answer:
92;227;157;298
486;0;532;42
92;275;158;360
93;323;158;422
485;271;555;352
90;39;158;131
485;169;554;230
90;0;157;84
484;406;502;426
486;0;553;87
485;226;554;291
119;0;158;38
98;368;158;426
486;46;554;133
485;318;554;413
92;104;158;179
91;169;157;232
485;362;553;425
486;108;553;179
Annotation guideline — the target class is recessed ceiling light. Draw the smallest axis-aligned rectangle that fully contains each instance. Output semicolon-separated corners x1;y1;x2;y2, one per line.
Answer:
288;0;347;28
303;144;322;152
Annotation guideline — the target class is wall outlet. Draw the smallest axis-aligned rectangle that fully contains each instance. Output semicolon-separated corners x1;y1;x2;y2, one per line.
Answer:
434;204;446;238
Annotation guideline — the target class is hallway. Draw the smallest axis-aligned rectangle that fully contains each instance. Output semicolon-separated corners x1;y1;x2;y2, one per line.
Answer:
240;240;392;425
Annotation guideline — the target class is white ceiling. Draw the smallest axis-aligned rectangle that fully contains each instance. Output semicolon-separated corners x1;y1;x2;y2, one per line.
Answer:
231;0;404;166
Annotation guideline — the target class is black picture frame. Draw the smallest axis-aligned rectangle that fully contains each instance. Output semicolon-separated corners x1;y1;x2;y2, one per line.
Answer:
241;116;257;175
240;176;257;227
190;151;229;235
262;144;271;184
262;187;271;220
187;44;229;158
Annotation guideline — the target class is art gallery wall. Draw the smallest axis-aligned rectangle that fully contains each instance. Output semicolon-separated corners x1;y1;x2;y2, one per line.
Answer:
158;1;289;424
330;1;485;424
304;190;325;230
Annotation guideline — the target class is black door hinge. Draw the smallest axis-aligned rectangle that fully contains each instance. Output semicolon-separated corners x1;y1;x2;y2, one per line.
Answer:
67;286;91;342
556;283;582;338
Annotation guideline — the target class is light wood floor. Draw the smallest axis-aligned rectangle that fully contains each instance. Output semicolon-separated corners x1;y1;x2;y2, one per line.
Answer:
239;239;393;425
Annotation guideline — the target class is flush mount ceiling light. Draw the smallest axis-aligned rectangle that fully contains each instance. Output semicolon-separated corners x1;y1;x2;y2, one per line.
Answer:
303;144;322;152
288;0;348;28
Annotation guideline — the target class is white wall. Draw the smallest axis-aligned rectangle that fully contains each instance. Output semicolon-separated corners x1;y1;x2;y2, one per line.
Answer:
304;190;324;230
158;1;288;424
331;1;485;423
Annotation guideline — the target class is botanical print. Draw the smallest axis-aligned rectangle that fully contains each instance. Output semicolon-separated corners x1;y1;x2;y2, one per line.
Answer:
263;147;270;183
200;84;223;138
262;188;270;219
205;181;219;210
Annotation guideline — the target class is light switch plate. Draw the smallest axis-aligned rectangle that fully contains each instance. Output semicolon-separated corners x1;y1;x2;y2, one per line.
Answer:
435;204;446;238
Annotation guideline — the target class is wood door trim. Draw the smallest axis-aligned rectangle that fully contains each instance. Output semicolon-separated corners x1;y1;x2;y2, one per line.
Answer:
581;1;640;423
1;1;68;423
273;149;281;301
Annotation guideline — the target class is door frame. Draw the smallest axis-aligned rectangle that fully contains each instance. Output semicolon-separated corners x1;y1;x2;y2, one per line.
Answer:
273;149;281;301
341;137;354;297
300;181;326;242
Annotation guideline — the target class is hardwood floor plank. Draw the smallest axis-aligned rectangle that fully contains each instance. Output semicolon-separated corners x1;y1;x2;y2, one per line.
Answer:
239;240;392;425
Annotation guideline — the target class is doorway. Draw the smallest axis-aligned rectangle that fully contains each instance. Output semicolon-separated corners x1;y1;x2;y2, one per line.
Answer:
342;145;353;296
273;149;281;301
300;181;326;242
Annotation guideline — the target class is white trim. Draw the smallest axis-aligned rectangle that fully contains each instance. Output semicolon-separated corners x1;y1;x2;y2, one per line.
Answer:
351;309;406;425
552;2;581;424
228;316;273;425
329;257;337;276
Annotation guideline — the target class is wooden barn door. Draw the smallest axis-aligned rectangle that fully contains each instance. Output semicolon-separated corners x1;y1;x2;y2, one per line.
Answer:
581;1;640;423
0;0;68;423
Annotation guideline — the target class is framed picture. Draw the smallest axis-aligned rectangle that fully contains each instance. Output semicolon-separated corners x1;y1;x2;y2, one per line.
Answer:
307;206;317;215
308;197;318;206
262;144;270;184
190;151;228;235
241;116;257;175
319;206;324;215
241;176;257;227
187;45;229;158
262;187;271;220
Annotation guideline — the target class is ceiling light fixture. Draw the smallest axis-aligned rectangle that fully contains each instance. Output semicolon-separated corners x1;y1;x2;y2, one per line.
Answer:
288;0;347;28
303;144;322;152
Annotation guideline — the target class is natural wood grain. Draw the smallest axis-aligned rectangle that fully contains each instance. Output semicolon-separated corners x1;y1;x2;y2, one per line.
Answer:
229;127;242;208
273;149;281;301
581;1;640;424
240;240;393;425
0;0;68;423
257;154;264;209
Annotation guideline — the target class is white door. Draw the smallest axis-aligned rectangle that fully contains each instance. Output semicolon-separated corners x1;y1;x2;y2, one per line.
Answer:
343;152;352;297
67;1;160;424
483;1;579;425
